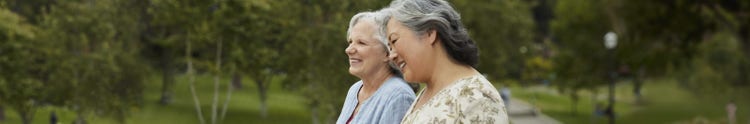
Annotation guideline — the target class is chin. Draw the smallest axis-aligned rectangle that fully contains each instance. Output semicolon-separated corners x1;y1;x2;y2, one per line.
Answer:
402;73;417;83
348;68;358;75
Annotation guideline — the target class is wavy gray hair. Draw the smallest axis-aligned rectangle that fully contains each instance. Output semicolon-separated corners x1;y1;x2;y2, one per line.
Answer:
386;0;479;68
347;11;392;52
347;10;403;77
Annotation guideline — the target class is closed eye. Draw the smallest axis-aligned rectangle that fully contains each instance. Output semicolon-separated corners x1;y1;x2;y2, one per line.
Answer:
388;39;398;51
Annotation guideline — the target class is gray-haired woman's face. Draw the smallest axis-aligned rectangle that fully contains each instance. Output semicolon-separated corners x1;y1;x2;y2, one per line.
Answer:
386;18;436;83
345;21;390;78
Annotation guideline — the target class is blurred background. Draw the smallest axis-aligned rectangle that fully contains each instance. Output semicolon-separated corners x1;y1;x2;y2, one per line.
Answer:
0;0;748;124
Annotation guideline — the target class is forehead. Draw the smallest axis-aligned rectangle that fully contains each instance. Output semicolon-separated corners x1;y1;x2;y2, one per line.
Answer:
386;18;404;35
349;21;378;41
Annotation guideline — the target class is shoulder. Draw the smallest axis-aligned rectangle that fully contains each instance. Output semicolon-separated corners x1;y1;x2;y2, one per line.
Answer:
380;77;417;98
451;75;507;123
438;75;503;112
452;75;501;102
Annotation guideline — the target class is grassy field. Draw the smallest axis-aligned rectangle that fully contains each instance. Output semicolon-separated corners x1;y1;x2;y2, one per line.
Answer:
510;78;750;124
2;74;312;124
5;75;748;124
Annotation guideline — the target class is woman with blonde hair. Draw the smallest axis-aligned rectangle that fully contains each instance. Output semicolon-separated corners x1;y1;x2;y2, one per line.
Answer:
336;10;416;124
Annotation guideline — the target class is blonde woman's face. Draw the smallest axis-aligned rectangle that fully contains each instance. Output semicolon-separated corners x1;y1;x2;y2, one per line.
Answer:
345;21;389;78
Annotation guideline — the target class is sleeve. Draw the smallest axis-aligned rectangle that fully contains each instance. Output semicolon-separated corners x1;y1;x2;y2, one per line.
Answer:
455;90;509;124
379;92;415;123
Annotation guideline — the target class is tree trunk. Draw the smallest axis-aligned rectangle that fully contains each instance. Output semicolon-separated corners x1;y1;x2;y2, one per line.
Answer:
219;71;235;122
310;100;319;124
231;72;243;89
187;38;206;124
74;109;85;124
13;101;35;124
0;106;5;121
159;64;174;105
211;75;220;124
18;110;31;124
633;67;645;105
570;91;579;116
738;26;749;86
115;108;126;124
210;39;222;124
256;78;268;118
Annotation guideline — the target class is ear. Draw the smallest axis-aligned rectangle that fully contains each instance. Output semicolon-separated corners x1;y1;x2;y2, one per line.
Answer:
423;29;438;46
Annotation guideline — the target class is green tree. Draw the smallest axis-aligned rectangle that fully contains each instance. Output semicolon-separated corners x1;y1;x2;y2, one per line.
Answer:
611;0;749;100
0;6;44;124
452;0;536;82
37;0;150;123
681;31;749;99
1;0;151;124
148;0;218;123
210;0;278;118
549;0;612;114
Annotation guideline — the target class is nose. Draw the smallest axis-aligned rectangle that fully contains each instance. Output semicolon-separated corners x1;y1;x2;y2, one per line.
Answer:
345;43;355;55
388;50;399;62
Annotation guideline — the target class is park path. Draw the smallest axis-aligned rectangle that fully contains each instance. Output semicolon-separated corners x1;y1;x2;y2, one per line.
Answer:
508;98;562;124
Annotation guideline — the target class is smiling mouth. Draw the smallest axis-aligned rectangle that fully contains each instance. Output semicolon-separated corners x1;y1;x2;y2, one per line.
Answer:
349;58;362;63
399;62;405;69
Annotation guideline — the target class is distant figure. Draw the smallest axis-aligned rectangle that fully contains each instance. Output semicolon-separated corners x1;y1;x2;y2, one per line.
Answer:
500;86;512;109
50;111;58;124
595;103;604;116
727;100;737;124
604;104;614;118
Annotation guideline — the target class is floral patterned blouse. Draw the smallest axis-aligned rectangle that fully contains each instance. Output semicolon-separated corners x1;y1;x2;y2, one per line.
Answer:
401;74;509;124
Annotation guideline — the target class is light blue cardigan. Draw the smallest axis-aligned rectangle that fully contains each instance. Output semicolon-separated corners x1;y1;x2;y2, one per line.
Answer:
336;76;416;124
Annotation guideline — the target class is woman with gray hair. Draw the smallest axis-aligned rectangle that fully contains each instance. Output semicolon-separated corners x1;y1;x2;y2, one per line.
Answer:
336;10;416;124
383;0;509;123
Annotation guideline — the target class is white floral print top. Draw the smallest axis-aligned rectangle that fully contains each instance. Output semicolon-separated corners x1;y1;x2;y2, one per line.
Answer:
401;74;509;124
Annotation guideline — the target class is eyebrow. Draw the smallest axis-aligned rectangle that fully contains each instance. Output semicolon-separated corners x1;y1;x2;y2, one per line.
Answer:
387;26;399;40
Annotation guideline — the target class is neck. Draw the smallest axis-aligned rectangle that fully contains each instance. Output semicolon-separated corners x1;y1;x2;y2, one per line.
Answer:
424;47;478;93
361;67;392;95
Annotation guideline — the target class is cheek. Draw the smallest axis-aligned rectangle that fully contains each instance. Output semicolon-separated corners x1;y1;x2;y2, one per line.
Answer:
363;47;383;63
394;43;410;56
398;43;418;60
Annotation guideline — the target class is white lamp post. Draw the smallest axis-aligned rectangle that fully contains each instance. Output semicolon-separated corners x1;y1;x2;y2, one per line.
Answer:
605;32;618;49
604;31;617;124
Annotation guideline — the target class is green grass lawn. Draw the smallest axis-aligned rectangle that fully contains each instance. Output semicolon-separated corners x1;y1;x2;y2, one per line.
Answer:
6;75;747;124
2;74;311;124
509;78;750;124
